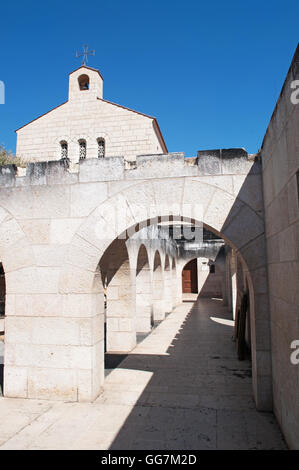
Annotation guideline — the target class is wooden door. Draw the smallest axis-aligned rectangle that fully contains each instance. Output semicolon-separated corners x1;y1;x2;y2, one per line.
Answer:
182;259;198;293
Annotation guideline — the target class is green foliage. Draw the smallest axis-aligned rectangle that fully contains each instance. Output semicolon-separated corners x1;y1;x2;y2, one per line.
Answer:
0;144;26;167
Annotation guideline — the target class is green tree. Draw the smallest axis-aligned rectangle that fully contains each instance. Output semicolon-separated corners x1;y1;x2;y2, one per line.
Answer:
0;144;25;167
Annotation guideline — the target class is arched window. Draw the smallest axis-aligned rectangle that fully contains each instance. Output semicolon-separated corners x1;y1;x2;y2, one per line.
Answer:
97;138;105;158
78;74;89;91
79;139;87;160
60;141;68;159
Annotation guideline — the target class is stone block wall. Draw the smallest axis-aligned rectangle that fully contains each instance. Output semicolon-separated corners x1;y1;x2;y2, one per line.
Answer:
261;45;299;449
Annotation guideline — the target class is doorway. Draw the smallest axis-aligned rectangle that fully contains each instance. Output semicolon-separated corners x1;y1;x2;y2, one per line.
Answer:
182;259;198;293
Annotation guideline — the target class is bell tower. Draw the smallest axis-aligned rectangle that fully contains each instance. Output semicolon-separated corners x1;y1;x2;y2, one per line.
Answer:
68;65;103;101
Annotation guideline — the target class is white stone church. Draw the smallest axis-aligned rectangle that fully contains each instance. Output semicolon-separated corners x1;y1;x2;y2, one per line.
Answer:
16;65;167;163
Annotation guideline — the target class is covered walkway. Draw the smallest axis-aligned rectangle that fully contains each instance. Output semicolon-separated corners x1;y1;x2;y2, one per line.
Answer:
0;297;286;450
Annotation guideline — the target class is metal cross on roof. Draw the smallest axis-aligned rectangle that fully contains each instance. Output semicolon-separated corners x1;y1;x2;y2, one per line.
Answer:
75;45;95;66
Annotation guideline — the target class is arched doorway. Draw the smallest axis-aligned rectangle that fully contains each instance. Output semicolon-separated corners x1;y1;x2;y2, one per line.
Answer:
182;259;198;293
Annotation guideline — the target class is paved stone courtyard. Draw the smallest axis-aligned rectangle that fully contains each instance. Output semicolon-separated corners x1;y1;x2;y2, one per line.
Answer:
0;297;286;450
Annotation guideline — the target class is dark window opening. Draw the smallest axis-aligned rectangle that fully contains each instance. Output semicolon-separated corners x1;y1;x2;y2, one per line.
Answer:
98;139;105;158
78;74;90;91
60;141;68;159
79;140;87;160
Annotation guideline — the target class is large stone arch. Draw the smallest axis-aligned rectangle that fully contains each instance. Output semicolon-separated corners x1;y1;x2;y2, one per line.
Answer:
58;178;269;409
2;173;270;410
61;177;264;285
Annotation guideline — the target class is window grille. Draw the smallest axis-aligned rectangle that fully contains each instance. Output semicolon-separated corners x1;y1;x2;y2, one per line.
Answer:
79;140;86;160
98;139;105;158
61;142;68;159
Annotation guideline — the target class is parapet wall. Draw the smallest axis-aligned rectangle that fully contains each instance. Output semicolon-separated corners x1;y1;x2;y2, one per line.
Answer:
0;149;259;188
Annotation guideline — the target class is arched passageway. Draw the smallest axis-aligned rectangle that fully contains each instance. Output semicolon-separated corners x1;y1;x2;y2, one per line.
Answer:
53;208;268;407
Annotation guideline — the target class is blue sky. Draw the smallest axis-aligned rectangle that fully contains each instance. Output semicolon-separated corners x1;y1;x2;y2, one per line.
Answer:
0;0;298;156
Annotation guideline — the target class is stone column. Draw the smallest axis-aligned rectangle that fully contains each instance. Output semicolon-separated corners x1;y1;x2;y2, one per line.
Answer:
5;280;105;402
152;251;166;321
231;250;237;320
106;258;136;353
99;237;137;355
164;256;173;313
171;259;180;306
135;244;153;333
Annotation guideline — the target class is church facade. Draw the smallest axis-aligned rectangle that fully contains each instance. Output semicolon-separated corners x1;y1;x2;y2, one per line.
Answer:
16;65;167;163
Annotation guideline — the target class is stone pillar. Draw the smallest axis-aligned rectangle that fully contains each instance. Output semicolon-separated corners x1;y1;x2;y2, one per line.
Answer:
226;249;233;311
164;256;173;313
175;260;184;304
231;251;237;320
5;284;105;402
135;244;153;333
152;251;166;321
171;260;180;306
106;258;136;353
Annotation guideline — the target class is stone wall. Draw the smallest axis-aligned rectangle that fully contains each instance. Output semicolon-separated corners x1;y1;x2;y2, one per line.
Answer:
261;45;299;449
198;255;225;299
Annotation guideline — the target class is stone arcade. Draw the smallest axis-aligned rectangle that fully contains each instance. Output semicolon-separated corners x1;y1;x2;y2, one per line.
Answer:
0;45;298;448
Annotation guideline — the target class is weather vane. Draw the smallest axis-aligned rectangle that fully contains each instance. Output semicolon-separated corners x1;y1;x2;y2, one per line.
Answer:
75;45;95;66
